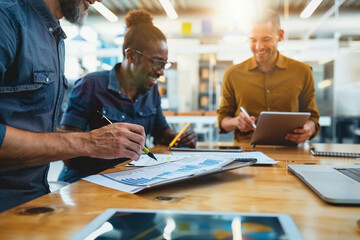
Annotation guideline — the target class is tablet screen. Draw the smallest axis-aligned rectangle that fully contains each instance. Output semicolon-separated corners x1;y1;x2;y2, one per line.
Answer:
72;209;302;240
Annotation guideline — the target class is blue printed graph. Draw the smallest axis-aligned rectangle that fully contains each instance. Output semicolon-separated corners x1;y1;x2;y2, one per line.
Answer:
120;176;166;185
117;159;222;186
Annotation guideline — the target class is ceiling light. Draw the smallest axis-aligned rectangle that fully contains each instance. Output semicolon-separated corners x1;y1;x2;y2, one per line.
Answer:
300;0;323;18
159;0;178;19
92;2;118;22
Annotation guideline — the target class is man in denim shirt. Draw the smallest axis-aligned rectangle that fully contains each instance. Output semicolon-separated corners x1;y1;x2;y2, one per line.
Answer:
0;0;146;213
58;10;197;183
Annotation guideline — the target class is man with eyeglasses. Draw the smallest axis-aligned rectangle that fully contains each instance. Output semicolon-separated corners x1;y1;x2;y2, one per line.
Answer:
57;9;197;183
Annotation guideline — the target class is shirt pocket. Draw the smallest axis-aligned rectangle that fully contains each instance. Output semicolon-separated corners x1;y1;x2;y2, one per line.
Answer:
12;71;57;114
136;108;157;134
136;108;157;118
101;106;128;123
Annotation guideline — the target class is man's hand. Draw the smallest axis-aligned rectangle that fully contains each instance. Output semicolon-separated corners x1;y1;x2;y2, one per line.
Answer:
87;123;145;161
220;113;256;133
285;120;316;144
174;130;197;148
236;112;256;132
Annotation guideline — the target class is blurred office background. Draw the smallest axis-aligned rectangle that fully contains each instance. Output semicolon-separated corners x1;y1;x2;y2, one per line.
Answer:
58;0;360;145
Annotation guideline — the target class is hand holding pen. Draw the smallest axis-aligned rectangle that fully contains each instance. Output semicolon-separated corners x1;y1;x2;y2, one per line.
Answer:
96;111;157;161
237;106;256;132
168;123;196;150
174;130;197;147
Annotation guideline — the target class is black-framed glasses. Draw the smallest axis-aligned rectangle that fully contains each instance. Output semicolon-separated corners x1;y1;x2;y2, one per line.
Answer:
133;49;172;71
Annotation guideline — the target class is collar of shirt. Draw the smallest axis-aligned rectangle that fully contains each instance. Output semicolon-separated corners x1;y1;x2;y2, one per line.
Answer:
28;0;67;40
107;63;150;101
248;51;288;72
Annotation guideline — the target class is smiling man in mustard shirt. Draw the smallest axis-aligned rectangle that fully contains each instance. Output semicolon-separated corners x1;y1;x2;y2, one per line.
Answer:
217;9;320;144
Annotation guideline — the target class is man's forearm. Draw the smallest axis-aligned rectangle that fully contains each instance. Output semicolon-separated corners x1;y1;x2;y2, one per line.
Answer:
220;117;238;133
0;125;89;167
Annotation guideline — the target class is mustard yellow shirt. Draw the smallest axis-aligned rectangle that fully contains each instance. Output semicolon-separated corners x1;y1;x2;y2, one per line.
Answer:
217;53;320;143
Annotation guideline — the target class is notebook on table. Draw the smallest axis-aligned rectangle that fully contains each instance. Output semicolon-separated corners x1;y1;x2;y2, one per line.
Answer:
310;143;360;158
288;164;360;205
70;208;303;240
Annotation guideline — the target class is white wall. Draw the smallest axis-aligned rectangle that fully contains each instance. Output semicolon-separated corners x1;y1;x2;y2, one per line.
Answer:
334;49;360;116
176;54;199;111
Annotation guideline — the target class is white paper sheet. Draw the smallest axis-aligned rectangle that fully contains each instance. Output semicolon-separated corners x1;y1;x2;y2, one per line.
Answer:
171;151;278;165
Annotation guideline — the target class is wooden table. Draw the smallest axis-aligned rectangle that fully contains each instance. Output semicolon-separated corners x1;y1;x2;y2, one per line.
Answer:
0;143;359;239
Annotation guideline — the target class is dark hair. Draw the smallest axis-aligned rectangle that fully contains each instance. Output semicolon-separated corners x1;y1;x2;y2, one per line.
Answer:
251;9;281;32
122;9;167;55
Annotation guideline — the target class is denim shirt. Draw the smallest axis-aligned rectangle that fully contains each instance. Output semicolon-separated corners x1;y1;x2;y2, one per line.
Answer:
59;63;169;171
0;0;67;212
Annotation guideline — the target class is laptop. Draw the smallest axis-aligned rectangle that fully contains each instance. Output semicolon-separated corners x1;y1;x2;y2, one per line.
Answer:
288;164;360;204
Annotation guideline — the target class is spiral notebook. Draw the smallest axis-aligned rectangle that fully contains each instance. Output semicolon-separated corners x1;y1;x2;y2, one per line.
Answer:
310;143;360;158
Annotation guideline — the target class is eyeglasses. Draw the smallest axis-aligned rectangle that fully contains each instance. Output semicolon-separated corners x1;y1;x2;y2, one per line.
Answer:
133;49;172;71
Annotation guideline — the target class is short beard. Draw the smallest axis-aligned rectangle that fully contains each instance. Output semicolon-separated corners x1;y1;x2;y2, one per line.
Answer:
135;75;148;95
59;0;87;26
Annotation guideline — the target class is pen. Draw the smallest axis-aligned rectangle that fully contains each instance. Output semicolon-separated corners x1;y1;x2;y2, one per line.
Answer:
240;106;257;129
96;111;157;161
168;122;191;150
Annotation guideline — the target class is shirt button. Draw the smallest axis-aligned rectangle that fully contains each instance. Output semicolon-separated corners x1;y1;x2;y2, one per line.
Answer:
122;115;125;119
49;27;53;32
103;110;106;114
267;89;270;93
139;112;143;116
46;78;49;83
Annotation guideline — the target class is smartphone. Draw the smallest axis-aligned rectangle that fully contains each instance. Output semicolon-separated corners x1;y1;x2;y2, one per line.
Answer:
170;145;242;152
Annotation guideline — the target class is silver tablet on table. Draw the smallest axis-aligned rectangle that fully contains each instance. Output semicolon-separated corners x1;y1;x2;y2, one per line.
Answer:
250;111;310;147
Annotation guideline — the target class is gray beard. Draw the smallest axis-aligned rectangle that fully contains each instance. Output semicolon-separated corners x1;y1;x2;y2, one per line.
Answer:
59;0;86;26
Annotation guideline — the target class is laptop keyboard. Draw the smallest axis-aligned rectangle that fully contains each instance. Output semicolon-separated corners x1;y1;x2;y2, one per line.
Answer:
336;168;360;183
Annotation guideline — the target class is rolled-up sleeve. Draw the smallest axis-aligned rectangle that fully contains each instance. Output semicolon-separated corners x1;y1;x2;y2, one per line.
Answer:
0;123;6;147
217;67;238;133
0;9;13;147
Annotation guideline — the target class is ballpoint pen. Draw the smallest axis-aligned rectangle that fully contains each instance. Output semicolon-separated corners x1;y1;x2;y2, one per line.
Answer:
168;122;191;150
240;106;257;129
96;111;157;161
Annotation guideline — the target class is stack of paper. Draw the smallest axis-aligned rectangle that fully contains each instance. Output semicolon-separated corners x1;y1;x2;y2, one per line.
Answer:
84;157;235;193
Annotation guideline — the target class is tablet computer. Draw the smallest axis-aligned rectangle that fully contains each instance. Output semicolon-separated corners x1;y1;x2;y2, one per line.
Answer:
170;145;242;152
71;208;303;240
250;111;310;147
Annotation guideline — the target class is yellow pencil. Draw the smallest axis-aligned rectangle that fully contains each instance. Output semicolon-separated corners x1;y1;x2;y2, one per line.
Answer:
168;122;191;150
